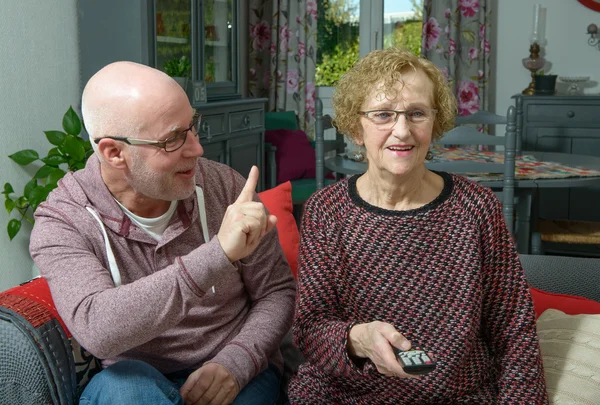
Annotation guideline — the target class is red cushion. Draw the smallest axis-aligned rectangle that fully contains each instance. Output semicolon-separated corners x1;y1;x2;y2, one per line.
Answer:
529;286;600;319
265;129;316;184
258;181;300;278
2;277;70;336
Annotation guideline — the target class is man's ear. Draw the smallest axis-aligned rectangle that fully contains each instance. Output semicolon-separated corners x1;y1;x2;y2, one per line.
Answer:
97;139;128;169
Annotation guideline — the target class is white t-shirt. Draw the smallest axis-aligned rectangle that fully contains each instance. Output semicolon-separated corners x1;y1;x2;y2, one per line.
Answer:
115;199;178;241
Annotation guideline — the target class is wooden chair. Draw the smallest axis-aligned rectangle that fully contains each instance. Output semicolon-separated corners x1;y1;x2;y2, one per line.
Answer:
427;106;518;234
531;219;600;256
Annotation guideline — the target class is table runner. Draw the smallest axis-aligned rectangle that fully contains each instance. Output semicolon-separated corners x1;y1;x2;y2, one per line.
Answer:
432;147;600;181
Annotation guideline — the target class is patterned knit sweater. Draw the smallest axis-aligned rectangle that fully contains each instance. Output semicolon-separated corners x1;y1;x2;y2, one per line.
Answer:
288;172;548;404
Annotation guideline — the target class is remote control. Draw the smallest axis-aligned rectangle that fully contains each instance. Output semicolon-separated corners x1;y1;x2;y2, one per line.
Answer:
394;347;436;375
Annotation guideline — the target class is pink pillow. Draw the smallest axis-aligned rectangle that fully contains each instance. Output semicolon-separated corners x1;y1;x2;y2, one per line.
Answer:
529;287;600;319
265;129;316;184
258;181;299;278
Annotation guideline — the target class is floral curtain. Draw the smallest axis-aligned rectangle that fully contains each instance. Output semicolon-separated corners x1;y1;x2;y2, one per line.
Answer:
421;0;491;116
248;0;318;137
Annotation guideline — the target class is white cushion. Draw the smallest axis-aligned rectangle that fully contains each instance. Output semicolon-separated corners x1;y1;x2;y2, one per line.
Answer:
536;309;600;404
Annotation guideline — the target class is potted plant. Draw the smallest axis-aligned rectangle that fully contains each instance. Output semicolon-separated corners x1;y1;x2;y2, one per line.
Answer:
163;55;191;90
534;70;558;95
2;107;92;240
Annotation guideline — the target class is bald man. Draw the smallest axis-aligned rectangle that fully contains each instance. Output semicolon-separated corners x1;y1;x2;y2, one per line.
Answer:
30;61;296;405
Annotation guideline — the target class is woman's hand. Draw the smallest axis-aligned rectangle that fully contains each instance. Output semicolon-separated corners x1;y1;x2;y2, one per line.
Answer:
348;321;418;378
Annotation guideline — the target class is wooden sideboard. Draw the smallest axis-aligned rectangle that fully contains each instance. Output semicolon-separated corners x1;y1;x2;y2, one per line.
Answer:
194;98;268;191
513;95;600;222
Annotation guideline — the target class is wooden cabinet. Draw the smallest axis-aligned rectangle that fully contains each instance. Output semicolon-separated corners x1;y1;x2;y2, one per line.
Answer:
195;98;268;190
513;95;600;221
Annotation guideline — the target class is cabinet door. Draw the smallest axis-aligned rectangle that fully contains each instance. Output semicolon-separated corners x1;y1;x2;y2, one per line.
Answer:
228;133;264;191
202;140;226;164
570;138;600;222
527;128;572;219
202;0;239;99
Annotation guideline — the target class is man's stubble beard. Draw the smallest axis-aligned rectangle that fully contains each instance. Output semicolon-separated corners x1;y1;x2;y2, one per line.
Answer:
127;148;197;202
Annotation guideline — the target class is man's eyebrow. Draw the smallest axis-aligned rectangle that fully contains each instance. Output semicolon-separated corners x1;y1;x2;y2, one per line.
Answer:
166;111;197;133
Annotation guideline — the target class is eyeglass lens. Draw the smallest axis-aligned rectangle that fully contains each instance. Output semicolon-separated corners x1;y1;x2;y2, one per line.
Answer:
164;116;201;152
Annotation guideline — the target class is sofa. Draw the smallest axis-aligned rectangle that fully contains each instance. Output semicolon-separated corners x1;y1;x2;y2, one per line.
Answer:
1;181;599;404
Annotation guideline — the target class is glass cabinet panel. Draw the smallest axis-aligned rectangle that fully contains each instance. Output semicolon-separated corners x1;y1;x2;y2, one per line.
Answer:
155;0;192;78
152;0;239;101
203;0;234;84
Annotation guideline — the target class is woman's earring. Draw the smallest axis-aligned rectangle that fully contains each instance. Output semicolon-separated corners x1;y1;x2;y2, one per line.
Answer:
425;150;434;161
348;150;365;162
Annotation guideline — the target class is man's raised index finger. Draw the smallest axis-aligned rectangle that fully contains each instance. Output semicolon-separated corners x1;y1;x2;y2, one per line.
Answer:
236;166;259;203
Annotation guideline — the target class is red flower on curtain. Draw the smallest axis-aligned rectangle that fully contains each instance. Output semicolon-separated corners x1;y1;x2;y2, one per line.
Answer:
279;24;291;51
457;81;480;116
286;69;299;93
250;20;271;51
422;18;441;50
297;41;306;59
480;39;490;56
307;0;317;18
422;0;491;116
459;0;479;17
305;82;315;115
468;47;478;60
448;38;457;55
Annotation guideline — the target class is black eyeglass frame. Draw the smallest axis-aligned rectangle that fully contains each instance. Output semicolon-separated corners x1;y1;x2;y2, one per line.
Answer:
93;113;201;152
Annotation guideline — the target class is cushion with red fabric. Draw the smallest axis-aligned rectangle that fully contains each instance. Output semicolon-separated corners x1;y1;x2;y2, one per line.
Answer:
1;277;70;336
530;286;600;319
258;181;300;278
264;129;316;184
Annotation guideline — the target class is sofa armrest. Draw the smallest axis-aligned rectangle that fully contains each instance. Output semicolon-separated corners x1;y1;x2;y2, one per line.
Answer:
520;254;600;302
0;278;77;405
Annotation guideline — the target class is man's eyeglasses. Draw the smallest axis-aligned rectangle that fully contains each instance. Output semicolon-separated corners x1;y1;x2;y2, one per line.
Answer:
93;113;201;152
360;109;437;130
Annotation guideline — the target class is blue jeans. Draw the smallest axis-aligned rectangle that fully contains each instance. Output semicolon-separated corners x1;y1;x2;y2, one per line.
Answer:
79;360;282;405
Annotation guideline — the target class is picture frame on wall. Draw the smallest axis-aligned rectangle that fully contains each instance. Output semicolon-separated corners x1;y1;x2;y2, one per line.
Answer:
188;80;207;104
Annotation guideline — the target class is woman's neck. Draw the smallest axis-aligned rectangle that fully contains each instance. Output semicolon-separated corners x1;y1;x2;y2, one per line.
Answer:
356;167;443;211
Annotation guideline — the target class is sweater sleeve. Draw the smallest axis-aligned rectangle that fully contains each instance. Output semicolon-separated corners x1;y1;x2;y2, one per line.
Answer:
30;208;234;360
478;192;548;403
292;194;369;378
206;202;297;390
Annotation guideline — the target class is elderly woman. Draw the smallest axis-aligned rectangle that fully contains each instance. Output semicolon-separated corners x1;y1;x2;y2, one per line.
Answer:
287;48;547;404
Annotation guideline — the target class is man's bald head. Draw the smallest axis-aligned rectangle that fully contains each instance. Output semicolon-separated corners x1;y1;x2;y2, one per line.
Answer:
82;61;187;149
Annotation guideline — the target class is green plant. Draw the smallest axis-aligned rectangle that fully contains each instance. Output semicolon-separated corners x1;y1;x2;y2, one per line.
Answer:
163;55;191;77
3;107;92;240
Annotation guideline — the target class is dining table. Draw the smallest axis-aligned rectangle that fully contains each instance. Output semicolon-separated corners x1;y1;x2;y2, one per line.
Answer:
325;150;600;254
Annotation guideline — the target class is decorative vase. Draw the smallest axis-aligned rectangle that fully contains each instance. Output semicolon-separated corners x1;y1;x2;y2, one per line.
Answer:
173;77;188;91
534;75;557;95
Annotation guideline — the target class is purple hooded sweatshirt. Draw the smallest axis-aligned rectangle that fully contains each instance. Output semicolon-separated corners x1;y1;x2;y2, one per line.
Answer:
29;155;296;391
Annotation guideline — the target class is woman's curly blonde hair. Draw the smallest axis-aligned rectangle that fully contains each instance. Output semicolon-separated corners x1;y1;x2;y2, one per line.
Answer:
332;48;457;144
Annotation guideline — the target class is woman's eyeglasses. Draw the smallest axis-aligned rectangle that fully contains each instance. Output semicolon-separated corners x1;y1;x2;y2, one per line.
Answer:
93;113;201;152
360;109;437;130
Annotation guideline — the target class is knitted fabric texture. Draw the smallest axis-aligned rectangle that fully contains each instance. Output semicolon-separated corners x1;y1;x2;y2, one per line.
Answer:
288;173;548;404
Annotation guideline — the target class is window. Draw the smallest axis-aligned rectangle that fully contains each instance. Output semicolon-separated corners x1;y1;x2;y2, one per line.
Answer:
316;0;423;88
316;0;423;120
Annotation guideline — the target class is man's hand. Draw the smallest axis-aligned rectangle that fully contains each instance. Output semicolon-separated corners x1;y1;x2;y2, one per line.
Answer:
347;321;418;379
217;166;277;262
180;363;239;405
